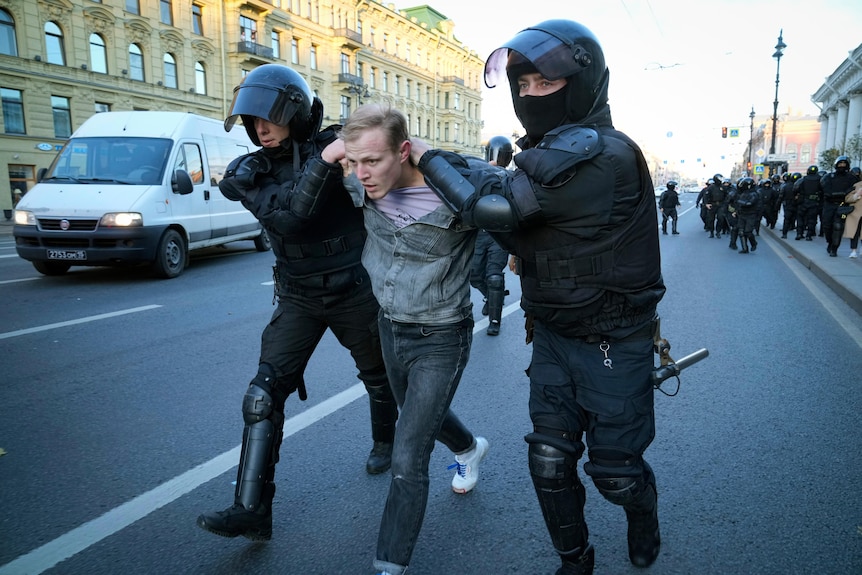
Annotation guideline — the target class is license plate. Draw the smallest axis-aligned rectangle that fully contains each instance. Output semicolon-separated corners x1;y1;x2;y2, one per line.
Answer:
47;249;87;261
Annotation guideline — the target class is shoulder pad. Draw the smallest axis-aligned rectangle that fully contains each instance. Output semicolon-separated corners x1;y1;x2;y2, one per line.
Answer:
514;125;602;186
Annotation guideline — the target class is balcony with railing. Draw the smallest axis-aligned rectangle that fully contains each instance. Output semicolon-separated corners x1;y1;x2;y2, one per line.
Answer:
234;41;274;61
440;75;465;86
334;28;363;49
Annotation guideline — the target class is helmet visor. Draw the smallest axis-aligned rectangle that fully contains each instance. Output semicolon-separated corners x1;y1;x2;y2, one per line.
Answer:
224;84;299;131
484;27;592;88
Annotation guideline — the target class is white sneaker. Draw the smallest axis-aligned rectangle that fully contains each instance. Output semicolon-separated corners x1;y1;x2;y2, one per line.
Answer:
450;436;489;494
850;250;858;259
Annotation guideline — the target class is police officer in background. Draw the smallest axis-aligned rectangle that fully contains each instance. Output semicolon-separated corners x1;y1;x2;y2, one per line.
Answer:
696;179;711;230
408;19;666;574
821;155;856;256
471;135;514;336
196;65;398;541
794;165;823;241
735;177;760;254
658;180;681;235
704;174;727;238
779;172;801;239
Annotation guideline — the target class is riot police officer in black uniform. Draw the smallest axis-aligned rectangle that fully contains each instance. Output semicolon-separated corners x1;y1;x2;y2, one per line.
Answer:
735;177;760;253
779;172;801;238
704;174;727;238
658;180;681;235
408;20;666;574
196;65;398;541
794;165;823;240
471;135;514;336
821;155;856;256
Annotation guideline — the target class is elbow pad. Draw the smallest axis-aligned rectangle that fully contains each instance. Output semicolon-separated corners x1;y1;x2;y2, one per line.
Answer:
473;195;516;232
420;153;477;215
290;157;342;220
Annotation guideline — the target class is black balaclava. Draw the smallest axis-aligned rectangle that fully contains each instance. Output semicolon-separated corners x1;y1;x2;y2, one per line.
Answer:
507;58;568;144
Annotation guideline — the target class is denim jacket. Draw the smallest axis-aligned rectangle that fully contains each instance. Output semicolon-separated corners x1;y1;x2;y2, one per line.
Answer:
346;178;477;324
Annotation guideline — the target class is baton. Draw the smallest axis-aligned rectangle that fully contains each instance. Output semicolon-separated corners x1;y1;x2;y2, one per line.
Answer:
651;348;709;387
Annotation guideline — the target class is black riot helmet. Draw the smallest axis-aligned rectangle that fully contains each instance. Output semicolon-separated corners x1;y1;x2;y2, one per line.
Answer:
850;166;861;181
484;20;608;143
738;177;755;191
790;172;802;182
224;64;321;145
807;165;819;175
666;180;678;190
485;135;514;168
834;155;850;173
712;174;723;185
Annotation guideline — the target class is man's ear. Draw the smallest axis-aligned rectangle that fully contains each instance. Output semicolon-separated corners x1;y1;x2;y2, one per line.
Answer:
399;140;411;164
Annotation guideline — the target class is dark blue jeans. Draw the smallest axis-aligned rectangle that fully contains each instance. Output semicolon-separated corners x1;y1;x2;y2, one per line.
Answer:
374;315;475;574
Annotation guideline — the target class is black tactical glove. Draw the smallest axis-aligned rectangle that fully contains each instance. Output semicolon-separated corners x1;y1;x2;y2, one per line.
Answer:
219;154;271;201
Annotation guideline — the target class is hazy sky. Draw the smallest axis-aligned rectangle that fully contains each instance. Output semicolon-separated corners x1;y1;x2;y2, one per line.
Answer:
398;0;861;175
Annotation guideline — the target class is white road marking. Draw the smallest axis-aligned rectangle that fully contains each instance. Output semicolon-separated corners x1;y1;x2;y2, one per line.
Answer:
0;304;523;574
0;305;163;340
0;277;39;285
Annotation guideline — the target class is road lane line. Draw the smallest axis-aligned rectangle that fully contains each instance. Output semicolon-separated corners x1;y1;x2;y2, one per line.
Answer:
0;305;163;340
0;304;522;574
0;277;39;285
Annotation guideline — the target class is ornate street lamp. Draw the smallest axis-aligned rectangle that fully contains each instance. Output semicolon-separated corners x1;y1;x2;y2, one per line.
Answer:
749;106;755;175
345;81;371;107
769;30;786;175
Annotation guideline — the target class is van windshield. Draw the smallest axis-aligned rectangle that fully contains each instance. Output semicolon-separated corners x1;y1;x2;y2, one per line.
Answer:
45;137;173;185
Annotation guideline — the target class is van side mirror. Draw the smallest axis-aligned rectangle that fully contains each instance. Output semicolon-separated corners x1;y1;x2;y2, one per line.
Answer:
171;169;194;195
37;167;48;183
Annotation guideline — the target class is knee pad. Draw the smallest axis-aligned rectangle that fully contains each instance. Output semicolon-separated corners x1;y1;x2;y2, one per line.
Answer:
242;364;276;425
525;431;584;481
585;445;652;507
487;273;505;291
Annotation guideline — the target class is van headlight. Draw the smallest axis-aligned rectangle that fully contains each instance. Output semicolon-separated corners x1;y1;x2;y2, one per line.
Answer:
13;210;36;226
100;212;143;227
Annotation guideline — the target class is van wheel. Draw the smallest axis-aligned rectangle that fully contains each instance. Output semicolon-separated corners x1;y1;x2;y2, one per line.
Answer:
33;261;71;276
253;229;271;252
151;229;186;279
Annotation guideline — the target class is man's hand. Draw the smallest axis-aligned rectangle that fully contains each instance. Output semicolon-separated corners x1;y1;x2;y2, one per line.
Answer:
321;139;348;176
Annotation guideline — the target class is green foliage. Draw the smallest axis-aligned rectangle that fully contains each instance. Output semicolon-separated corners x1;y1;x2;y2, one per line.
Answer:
845;134;862;166
819;148;842;171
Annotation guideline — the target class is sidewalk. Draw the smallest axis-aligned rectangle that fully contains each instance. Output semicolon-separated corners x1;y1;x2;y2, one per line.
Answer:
762;225;862;316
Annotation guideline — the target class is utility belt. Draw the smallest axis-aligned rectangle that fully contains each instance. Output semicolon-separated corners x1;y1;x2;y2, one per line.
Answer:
807;195;820;201
579;320;656;344
280;229;365;259
520;251;615;281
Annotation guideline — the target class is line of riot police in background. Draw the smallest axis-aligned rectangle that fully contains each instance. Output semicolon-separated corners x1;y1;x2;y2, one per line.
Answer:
692;157;862;257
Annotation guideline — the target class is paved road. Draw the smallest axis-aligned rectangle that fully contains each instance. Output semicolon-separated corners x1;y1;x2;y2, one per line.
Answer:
1;198;861;574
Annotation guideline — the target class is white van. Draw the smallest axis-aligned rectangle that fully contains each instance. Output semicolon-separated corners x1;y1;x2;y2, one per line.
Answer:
13;111;269;278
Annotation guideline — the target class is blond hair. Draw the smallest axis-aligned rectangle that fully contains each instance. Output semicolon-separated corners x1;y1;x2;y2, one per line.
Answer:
339;103;409;153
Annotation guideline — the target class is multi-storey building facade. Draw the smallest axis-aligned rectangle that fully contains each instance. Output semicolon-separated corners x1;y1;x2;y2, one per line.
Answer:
0;0;484;217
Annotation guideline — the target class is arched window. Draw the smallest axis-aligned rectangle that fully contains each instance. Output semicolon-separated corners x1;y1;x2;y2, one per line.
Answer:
0;9;17;56
194;62;206;95
44;21;65;65
129;43;144;81
89;33;107;73
163;53;177;88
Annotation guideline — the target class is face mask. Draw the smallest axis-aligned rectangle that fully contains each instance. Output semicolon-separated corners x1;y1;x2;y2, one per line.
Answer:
514;88;568;142
836;164;849;174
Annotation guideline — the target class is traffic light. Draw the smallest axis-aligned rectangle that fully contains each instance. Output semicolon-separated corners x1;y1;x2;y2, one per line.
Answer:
721;127;728;138
747;161;752;172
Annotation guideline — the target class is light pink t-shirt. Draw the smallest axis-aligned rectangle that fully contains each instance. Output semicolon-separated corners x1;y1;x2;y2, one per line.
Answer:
370;186;442;228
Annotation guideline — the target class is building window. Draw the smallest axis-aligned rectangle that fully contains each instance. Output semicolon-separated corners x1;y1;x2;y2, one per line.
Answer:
240;16;257;43
0;9;17;57
454;122;460;143
340;53;349;74
290;38;298;64
801;144;812;164
51;96;72;138
95;102;111;113
340;96;350;120
1;88;25;134
89;33;107;74
369;26;375;49
382;33;388;53
195;62;206;95
192;4;203;35
382;71;388;92
163;53;177;88
125;0;139;15
44;21;65;66
271;31;280;59
356;62;363;79
129;43;144;81
394;75;400;96
160;0;173;26
369;68;375;89
310;45;317;69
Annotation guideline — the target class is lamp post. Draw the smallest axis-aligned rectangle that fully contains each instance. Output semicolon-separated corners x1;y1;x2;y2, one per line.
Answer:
345;81;371;107
749;106;755;175
769;29;786;176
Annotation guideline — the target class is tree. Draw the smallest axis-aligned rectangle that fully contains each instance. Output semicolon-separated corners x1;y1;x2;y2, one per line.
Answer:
819;148;842;171
845;134;862;167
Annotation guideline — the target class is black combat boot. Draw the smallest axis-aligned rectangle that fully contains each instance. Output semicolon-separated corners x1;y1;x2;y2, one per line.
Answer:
366;441;393;474
672;220;679;234
556;544;595;575
485;274;505;337
197;482;274;541
739;237;749;254
625;486;660;568
749;234;757;252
